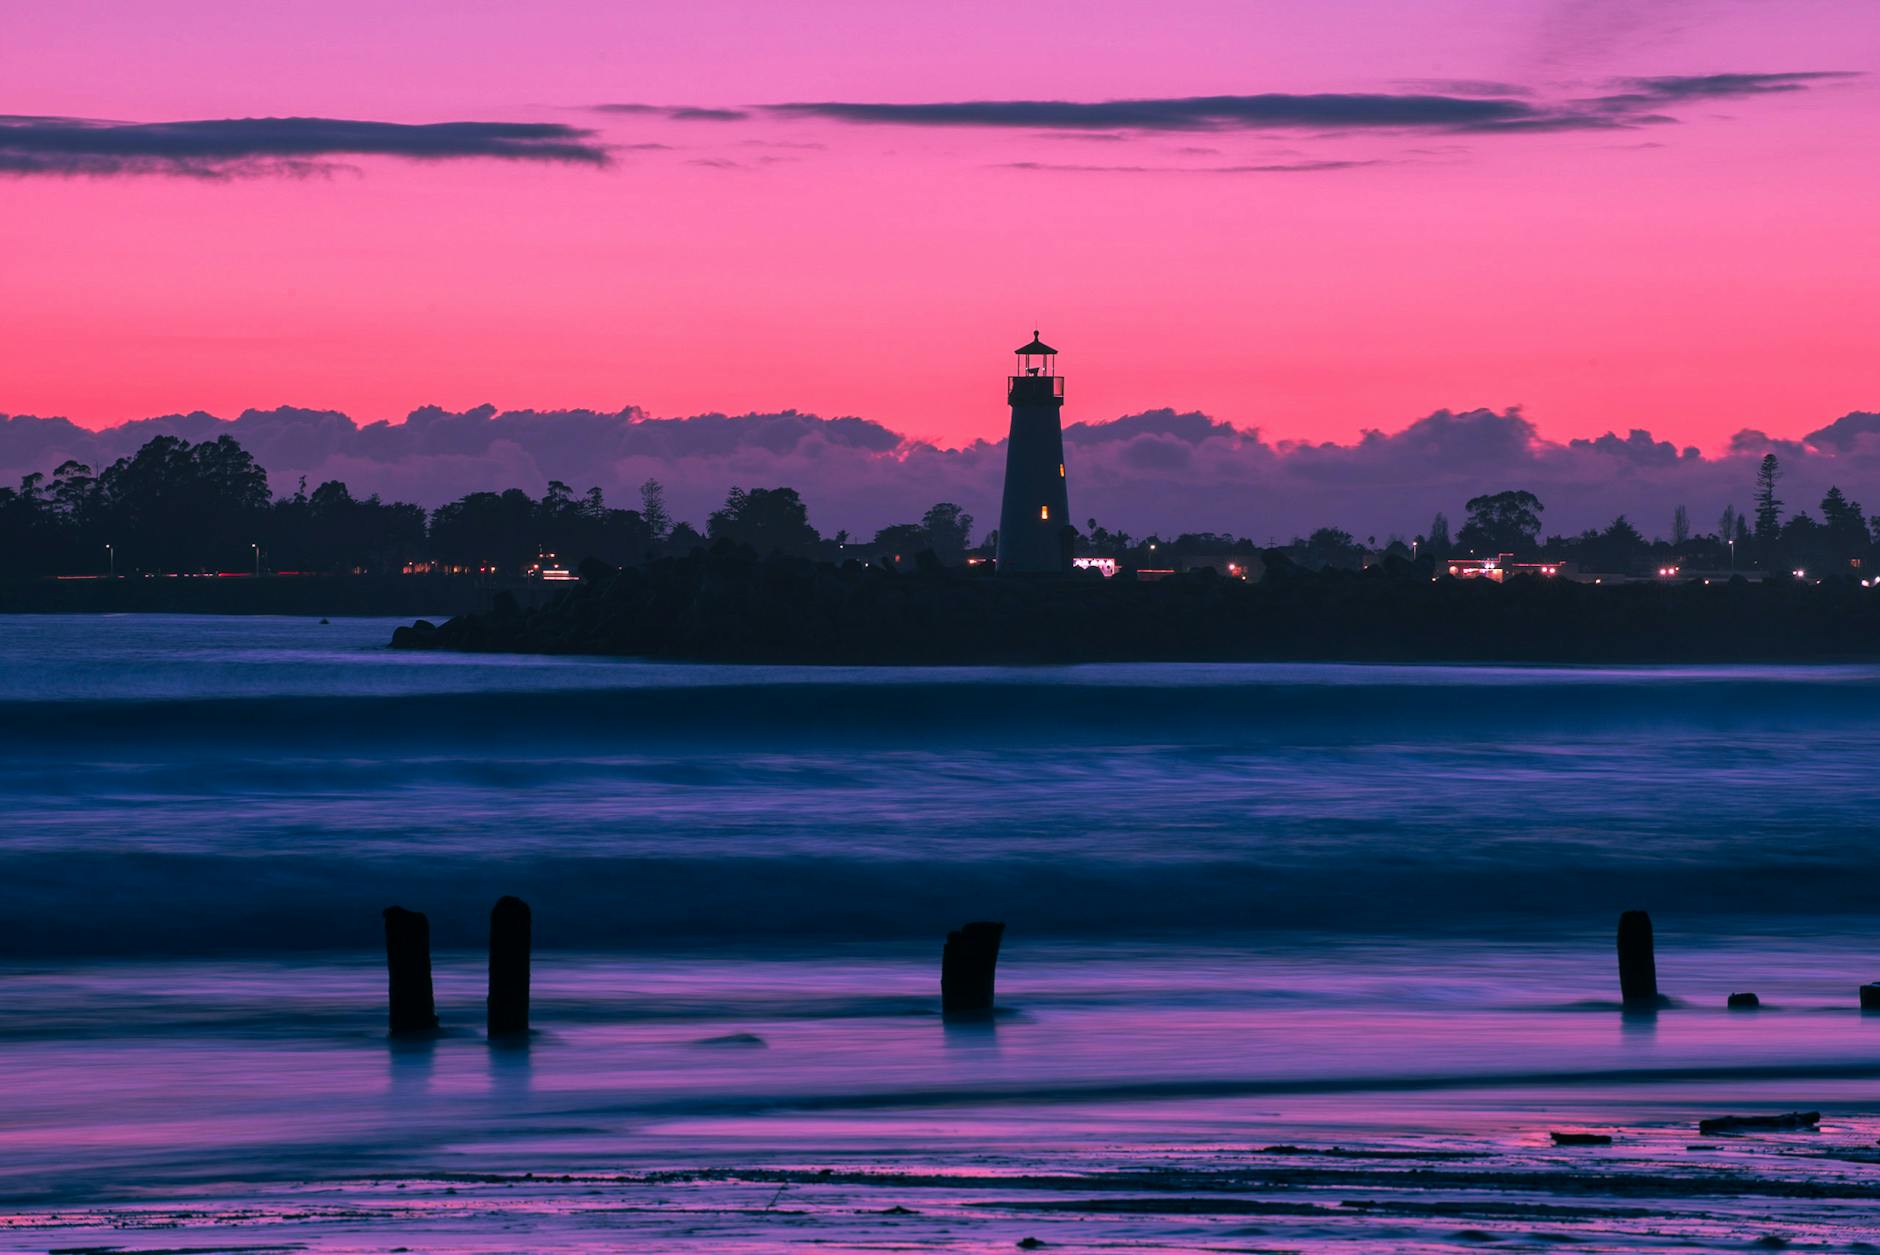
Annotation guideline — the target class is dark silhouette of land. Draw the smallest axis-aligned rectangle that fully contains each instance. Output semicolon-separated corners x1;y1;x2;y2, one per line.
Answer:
0;571;528;616
391;542;1880;664
6;432;1875;597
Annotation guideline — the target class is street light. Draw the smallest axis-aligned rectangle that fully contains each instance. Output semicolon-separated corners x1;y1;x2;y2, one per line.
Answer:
1728;538;1735;572
251;543;260;577
105;543;114;577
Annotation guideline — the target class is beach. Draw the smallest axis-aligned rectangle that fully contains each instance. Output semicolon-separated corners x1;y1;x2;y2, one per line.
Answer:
4;617;1880;1250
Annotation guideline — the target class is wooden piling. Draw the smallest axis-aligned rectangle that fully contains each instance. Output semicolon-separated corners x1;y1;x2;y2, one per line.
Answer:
941;921;1004;1016
1617;910;1658;1009
487;895;532;1037
1860;983;1880;1011
383;905;439;1034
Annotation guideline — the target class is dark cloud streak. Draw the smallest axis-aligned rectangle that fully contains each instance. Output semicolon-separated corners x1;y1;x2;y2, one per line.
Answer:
768;73;1854;138
593;103;750;121
0;115;609;178
1617;71;1859;100
770;92;1588;132
1583;71;1862;114
1000;159;1377;175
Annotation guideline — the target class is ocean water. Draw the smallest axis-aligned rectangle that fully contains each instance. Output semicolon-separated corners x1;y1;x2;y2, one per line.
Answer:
5;614;1880;1251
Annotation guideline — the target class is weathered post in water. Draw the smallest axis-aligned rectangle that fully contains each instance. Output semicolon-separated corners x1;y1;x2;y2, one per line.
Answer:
383;905;439;1035
942;921;1005;1017
487;895;531;1037
1617;910;1658;1009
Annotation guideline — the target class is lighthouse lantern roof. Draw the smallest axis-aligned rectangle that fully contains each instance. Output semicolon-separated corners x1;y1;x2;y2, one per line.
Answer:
1014;331;1056;356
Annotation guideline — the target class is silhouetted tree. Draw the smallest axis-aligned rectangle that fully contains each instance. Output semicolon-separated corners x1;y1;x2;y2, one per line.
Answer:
1456;491;1543;555
1780;512;1825;575
1754;454;1783;540
529;482;653;569
1297;527;1365;570
920;502;975;564
269;479;427;573
1425;512;1452;561
707;486;820;556
640;478;671;540
872;523;928;566
1585;515;1646;573
430;489;538;573
1672;505;1690;547
1819;486;1869;571
93;434;272;572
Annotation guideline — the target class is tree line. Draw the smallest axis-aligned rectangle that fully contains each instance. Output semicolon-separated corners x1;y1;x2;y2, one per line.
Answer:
0;433;979;578
1072;453;1875;577
1;433;1871;579
1387;457;1875;576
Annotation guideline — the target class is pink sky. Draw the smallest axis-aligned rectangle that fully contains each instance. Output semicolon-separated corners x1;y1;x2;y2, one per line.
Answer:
3;0;1876;452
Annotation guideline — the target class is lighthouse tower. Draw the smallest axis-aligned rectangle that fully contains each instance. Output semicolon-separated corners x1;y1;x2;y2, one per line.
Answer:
997;331;1072;574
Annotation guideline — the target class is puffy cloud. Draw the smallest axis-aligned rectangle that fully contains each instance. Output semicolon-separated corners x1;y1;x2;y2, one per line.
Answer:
4;403;1876;542
0;116;609;178
1803;411;1880;455
1565;429;1691;466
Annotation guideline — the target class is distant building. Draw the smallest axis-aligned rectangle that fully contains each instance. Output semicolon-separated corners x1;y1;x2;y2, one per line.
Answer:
527;550;576;581
1175;553;1264;581
1443;554;1564;581
997;332;1072;574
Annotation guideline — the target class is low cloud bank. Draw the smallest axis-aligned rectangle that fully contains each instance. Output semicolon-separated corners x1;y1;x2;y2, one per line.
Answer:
4;404;1877;542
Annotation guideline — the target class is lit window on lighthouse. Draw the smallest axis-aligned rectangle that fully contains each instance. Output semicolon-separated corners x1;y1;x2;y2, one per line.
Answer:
1039;506;1049;521
1059;463;1065;477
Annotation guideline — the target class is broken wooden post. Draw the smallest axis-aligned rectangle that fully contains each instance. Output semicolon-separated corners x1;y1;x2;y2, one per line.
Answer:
487;895;531;1038
383;905;439;1035
941;921;1004;1017
1860;983;1880;1011
1617;910;1658;1009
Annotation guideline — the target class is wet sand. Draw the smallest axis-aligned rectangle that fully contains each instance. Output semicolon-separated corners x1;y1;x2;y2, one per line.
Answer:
7;939;1880;1251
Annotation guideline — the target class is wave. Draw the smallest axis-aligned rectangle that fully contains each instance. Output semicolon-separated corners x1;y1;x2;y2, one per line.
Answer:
4;669;1879;754
5;846;1880;956
8;661;1880;956
632;1058;1880;1116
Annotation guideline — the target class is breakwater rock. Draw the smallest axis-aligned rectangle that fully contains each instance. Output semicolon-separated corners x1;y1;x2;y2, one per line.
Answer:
390;545;1880;664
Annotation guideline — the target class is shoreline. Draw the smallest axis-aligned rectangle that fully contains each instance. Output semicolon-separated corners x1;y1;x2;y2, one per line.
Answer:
389;547;1880;665
8;939;1880;1247
0;572;556;617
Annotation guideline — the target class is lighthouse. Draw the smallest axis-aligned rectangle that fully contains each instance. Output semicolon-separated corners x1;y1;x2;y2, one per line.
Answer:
997;331;1072;574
